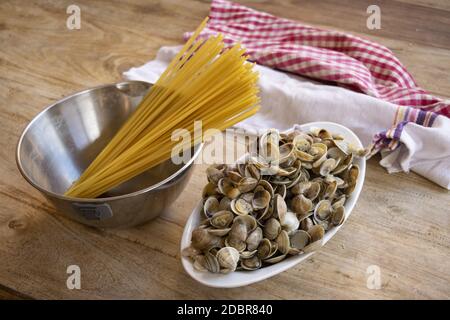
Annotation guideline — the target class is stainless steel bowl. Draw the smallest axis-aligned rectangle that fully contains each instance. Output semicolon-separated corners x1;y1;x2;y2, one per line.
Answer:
16;81;202;228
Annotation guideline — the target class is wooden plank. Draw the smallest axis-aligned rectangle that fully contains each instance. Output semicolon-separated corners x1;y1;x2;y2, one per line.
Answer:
0;0;449;299
241;0;450;50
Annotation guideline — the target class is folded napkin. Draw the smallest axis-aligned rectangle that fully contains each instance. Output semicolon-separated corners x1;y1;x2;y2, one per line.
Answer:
124;0;450;189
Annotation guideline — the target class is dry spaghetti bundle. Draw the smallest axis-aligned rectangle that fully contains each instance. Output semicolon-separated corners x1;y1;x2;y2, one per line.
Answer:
65;18;260;198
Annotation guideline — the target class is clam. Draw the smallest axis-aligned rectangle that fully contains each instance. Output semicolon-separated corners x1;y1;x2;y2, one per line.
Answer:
273;194;287;221
327;147;345;161
229;220;248;243
252;189;271;210
291;194;313;215
334;139;350;155
323;180;337;199
345;164;359;195
181;246;201;259
275;184;287;199
319;158;337;176
210;210;233;228
218;197;231;211
240;192;254;203
241;255;262;271
263;218;281;240
305;181;321;200
218;178;241;199
203;252;220;273
264;254;287;264
225;237;246;252
238;177;258;193
312;128;333;140
207;227;231;237
280;211;299;235
332;195;346;209
193;255;208;272
206;165;224;185
240;250;258;259
202;182;218;198
217;247;240;273
258;180;275;197
230;198;252;216
292;135;311;152
295;150;314;162
307;224;325;243
228;171;243;183
275;230;290;255
246;227;263;251
244;164;261;180
314;199;332;220
257;238;274;259
203;196;219;218
279;143;295;164
193;252;220;273
331;206;345;226
289;230;310;250
191;227;221;250
291;181;311;195
300;217;314;231
234;215;257;233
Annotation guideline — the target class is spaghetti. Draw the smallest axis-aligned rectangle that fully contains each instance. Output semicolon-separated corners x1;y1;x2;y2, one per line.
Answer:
65;18;260;198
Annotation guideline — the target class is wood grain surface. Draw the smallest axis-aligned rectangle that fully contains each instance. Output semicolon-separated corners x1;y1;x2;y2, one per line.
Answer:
0;0;449;299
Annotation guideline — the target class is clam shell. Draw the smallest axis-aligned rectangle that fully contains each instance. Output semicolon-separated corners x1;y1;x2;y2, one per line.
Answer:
207;227;231;237
264;254;287;264
281;211;299;235
238;177;258;193
319;158;337;176
307;224;325;243
210;210;233;228
252;189;271;209
231;198;252;216
234;215;257;233
241;255;262;271
256;238;273;259
203;196;219;218
331;206;345;226
246;227;263;251
314;199;332;221
217;247;240;272
263;218;281;240
275;230;290;255
289;230;311;250
206;165;224;185
191;227;221;250
291;194;313;215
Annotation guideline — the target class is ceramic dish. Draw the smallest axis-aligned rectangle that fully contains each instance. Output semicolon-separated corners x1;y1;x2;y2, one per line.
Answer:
181;121;366;288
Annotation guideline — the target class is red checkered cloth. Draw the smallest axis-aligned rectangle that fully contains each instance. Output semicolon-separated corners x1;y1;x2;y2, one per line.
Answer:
184;0;449;152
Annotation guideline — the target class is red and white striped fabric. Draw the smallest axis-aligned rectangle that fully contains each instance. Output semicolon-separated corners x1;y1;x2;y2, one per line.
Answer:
184;0;450;119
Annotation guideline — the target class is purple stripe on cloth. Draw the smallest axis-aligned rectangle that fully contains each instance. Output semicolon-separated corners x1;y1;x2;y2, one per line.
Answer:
369;106;440;157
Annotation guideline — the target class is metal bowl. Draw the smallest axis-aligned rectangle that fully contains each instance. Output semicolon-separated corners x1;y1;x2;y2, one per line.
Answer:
16;81;202;228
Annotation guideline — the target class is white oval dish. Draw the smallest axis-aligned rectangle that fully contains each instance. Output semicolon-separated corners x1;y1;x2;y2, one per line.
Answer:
180;121;366;288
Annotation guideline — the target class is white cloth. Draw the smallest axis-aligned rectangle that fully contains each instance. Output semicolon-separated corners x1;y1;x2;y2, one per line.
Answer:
124;46;450;189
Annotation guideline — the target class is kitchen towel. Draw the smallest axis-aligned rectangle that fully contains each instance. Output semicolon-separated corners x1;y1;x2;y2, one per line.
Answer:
124;0;450;189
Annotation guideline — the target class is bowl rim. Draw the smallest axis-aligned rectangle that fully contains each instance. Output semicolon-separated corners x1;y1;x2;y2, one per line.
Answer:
16;80;203;203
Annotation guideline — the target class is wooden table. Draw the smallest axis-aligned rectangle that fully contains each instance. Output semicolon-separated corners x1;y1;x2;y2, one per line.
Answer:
0;0;449;300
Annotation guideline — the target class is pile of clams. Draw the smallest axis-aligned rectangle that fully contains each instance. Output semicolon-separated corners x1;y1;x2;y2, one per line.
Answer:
183;128;365;273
